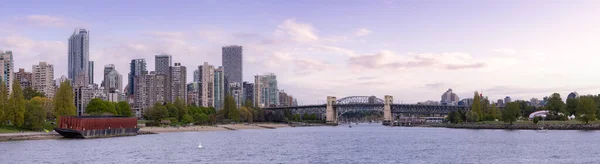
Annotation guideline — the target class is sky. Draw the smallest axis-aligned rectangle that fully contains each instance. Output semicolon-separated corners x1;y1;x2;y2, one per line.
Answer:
1;0;600;104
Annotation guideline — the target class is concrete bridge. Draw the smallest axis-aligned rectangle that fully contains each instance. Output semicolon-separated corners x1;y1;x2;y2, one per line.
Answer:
263;95;470;125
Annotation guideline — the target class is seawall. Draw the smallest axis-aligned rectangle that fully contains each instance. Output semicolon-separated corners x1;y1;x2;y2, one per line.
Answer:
430;123;600;130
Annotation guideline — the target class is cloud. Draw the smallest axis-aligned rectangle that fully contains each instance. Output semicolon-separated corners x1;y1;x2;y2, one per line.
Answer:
355;28;372;37
425;83;445;89
276;19;319;43
145;31;185;39
313;45;356;57
0;35;66;73
348;51;486;70
14;15;66;27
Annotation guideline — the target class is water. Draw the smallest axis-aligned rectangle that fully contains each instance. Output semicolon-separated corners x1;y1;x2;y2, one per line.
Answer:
2;124;600;163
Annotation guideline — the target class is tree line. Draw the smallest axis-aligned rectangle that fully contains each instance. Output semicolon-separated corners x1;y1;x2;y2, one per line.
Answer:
143;94;270;126
0;79;80;131
448;92;599;124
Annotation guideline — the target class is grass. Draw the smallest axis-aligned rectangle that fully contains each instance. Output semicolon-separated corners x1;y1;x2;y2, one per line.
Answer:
478;120;600;125
137;120;149;124
0;125;29;133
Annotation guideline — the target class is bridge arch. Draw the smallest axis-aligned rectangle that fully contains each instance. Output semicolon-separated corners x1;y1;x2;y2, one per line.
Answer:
336;96;385;105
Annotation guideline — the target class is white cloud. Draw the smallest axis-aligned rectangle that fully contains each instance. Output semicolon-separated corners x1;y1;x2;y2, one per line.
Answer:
355;28;372;37
348;51;486;71
276;19;319;43
14;15;66;27
0;35;66;73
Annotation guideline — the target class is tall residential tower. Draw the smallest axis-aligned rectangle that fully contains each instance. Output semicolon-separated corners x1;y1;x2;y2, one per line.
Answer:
68;28;89;86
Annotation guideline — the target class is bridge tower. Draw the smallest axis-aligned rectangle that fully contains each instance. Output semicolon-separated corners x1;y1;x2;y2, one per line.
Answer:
326;96;337;124
383;95;393;125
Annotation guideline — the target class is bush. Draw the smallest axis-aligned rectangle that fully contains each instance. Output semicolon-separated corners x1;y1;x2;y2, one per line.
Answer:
145;121;160;127
546;114;567;121
533;117;540;124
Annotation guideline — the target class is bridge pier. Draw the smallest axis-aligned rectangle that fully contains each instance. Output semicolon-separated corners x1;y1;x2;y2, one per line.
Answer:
326;96;337;124
383;95;393;126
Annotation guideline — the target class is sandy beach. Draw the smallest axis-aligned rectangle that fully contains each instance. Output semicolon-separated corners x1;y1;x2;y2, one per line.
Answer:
139;123;290;133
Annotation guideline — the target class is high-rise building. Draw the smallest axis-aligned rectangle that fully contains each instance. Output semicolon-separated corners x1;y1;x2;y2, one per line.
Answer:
103;69;123;93
169;63;186;103
497;99;504;107
187;82;199;105
146;71;168;106
55;75;68;86
14;68;32;89
155;54;172;75
102;64;115;88
128;59;147;95
198;62;214;107
133;71;149;117
254;73;278;108
213;66;225;110
68;28;89;86
32;62;55;98
278;90;288;107
229;82;243;108
88;61;94;84
74;85;94;116
242;82;254;105
0;51;14;93
193;69;200;82
567;92;579;99
504;96;512;104
440;89;460;105
222;45;243;92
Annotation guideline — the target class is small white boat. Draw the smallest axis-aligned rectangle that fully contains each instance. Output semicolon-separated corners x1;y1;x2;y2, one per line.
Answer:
198;142;203;149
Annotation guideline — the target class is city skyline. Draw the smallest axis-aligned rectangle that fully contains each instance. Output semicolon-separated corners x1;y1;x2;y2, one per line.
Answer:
2;1;600;103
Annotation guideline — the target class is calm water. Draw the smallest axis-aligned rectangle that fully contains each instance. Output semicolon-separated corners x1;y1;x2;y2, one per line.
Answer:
2;124;600;164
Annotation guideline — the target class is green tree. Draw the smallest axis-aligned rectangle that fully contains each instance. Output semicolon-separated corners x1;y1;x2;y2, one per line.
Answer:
240;106;253;122
8;79;26;127
547;93;565;115
116;101;132;116
174;97;188;121
502;102;521;125
181;114;194;125
166;103;179;121
193;113;209;124
566;98;579;116
576;97;597;124
148;103;169;121
24;97;46;130
533;117;540;124
54;81;76;118
23;86;45;100
471;92;482;121
224;94;239;121
85;98;117;115
465;111;479;122
0;79;6;125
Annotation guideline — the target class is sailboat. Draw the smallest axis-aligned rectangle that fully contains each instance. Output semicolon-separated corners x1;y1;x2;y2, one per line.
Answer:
198;142;203;149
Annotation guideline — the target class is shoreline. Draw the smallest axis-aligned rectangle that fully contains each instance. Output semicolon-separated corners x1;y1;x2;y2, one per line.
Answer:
427;123;600;130
0;123;291;142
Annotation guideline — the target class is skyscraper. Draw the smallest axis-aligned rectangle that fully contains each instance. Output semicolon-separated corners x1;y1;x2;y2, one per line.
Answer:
103;69;123;93
213;66;224;110
155;54;172;75
198;62;214;107
14;68;32;89
222;45;243;92
68;28;89;86
88;61;94;84
193;69;200;82
0;51;14;93
254;73;278;108
440;89;460;105
169;62;186;103
128;59;147;95
32;62;55;98
242;82;254;105
102;64;115;87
